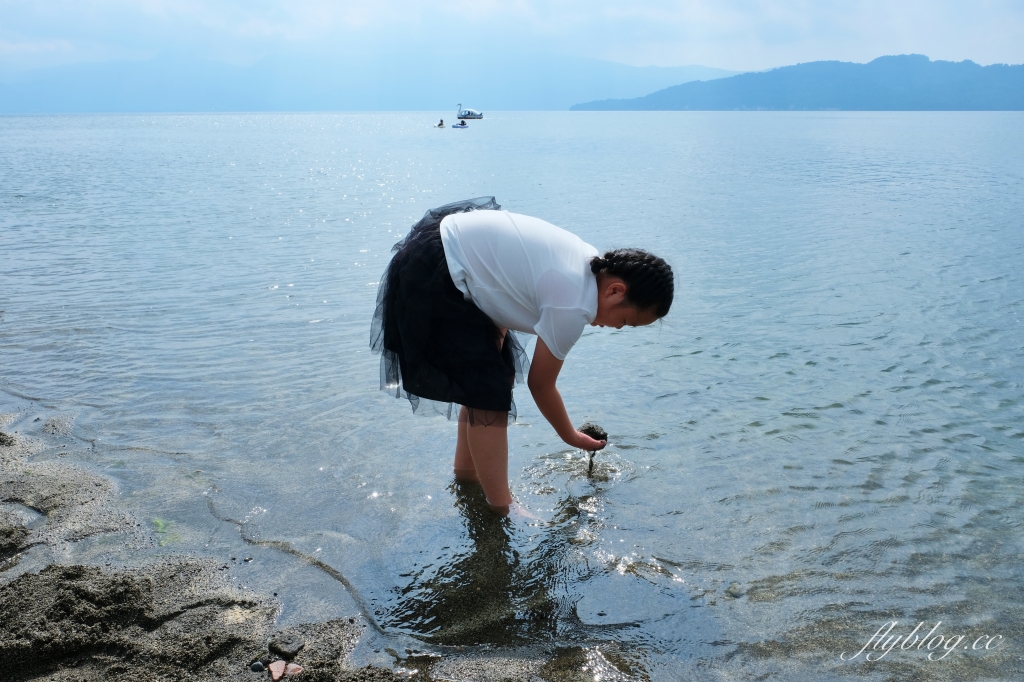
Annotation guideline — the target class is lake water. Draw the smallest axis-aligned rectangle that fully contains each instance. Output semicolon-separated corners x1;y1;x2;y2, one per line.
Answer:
2;112;1023;680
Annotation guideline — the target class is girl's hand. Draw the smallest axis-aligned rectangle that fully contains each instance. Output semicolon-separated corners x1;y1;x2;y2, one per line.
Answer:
567;430;606;451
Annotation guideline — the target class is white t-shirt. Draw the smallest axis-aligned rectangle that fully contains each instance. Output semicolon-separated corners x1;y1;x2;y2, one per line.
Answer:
440;210;599;361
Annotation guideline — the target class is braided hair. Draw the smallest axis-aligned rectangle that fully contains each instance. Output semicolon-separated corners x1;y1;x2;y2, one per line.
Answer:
590;248;674;318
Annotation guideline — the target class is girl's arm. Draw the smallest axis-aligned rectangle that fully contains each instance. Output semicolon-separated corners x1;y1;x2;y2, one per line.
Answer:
528;338;606;450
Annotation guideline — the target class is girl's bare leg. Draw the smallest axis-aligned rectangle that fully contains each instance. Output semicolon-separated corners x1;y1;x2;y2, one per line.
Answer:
452;327;509;488
465;410;512;515
454;406;478;482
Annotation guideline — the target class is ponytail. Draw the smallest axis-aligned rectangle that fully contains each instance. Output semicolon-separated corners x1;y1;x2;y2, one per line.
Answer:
590;248;674;318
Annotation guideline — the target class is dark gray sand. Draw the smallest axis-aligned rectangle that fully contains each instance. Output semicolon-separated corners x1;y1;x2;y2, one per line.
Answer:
1;416;618;682
577;422;607;445
0;420;404;682
577;423;607;475
0;561;400;681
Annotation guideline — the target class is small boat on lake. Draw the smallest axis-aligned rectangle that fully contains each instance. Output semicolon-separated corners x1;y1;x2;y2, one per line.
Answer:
457;104;483;120
451;121;468;128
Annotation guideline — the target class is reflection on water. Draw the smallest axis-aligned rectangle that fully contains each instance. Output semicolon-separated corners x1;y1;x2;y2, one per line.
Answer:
381;478;653;681
386;480;641;669
387;480;549;645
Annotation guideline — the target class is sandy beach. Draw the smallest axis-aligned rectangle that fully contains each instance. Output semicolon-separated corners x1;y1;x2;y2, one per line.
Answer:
0;411;621;682
0;413;412;682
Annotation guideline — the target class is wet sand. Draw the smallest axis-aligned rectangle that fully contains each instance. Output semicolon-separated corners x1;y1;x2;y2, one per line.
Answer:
0;416;616;682
0;421;405;682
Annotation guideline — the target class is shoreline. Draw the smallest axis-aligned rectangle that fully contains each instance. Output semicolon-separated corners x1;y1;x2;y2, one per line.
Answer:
0;415;406;681
0;410;626;682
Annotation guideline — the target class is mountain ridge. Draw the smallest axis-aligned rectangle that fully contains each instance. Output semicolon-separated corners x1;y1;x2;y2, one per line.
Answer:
571;55;1024;111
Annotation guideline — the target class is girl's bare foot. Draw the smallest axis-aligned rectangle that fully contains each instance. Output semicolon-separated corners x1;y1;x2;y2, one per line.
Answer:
509;501;545;524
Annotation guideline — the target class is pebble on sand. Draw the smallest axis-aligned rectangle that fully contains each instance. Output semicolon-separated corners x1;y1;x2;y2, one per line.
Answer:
726;583;746;598
285;663;304;677
269;660;287;681
250;661;265;672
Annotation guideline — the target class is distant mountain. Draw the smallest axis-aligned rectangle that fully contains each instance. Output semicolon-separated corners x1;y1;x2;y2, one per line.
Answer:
0;53;737;113
571;55;1024;111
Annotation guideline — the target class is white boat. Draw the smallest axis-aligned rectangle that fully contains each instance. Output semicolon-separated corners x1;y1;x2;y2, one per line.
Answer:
457;103;483;120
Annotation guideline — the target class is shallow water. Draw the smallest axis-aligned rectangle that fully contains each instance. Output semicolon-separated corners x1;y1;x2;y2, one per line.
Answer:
2;111;1024;680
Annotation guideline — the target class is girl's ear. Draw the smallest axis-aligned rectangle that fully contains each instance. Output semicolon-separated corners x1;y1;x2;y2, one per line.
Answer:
607;281;627;297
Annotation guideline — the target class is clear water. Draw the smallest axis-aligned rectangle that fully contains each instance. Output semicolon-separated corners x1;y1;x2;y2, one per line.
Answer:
2;112;1023;680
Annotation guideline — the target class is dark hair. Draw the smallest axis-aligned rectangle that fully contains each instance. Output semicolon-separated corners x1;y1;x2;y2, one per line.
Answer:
590;248;674;318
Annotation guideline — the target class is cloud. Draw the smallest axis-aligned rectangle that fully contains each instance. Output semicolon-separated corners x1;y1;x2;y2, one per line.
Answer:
0;37;76;56
1;0;1022;74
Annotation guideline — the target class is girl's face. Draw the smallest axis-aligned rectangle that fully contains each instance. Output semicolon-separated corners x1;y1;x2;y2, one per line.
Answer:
591;277;660;329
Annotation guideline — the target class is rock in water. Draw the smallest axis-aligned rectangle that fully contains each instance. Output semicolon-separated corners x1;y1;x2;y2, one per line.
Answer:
726;583;746;598
269;660;287;681
578;422;607;449
268;632;305;659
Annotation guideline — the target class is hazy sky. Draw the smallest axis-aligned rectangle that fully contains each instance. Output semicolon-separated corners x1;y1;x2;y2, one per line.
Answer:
2;0;1023;74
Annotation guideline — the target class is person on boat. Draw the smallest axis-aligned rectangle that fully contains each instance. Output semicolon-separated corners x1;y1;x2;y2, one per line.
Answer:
370;198;674;516
438;119;444;127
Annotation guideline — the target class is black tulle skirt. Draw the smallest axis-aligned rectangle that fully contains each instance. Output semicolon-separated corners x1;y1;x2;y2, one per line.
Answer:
370;197;529;424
